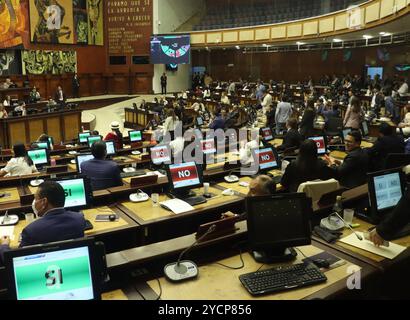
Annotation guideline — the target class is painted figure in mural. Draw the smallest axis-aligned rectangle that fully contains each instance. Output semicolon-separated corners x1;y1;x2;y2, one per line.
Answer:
0;0;25;48
33;0;71;43
87;0;101;45
0;51;15;76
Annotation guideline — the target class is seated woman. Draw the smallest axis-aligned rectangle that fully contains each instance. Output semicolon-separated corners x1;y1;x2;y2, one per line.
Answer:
163;109;180;139
0;103;8;119
281;140;334;193
0;143;38;177
104;121;123;150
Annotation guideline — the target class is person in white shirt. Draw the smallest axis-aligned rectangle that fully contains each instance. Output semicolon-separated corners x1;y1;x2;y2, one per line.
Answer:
203;87;211;99
169;123;185;162
3;95;11;107
228;81;236;96
398;105;410;136
192;98;206;113
239;129;261;165
275;96;293;135
261;91;273;114
0;143;38;177
14;102;27;116
398;80;409;97
221;92;230;105
0;103;8;119
163;109;180;136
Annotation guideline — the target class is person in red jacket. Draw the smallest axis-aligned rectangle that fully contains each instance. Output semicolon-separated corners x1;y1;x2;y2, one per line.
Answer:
104;121;123;150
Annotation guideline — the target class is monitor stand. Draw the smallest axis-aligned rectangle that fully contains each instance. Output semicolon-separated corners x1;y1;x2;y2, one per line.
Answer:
171;190;207;206
252;247;297;264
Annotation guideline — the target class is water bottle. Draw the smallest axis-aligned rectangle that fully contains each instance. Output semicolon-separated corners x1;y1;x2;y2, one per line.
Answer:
333;196;343;216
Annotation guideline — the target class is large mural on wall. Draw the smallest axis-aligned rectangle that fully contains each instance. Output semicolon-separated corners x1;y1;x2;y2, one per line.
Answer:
0;49;21;75
22;49;77;75
74;0;88;44
0;0;28;49
87;0;103;45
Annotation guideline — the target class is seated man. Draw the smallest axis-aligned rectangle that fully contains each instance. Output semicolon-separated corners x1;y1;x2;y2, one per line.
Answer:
326;131;369;189
209;109;226;131
81;141;123;191
248;175;276;197
277;118;303;152
0;181;86;264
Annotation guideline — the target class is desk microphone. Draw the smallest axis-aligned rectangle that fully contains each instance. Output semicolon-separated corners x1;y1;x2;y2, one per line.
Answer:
224;169;240;183
164;224;216;282
333;212;363;241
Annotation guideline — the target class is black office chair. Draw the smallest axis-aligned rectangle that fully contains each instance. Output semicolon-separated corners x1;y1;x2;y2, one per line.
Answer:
385;153;410;170
324;117;343;138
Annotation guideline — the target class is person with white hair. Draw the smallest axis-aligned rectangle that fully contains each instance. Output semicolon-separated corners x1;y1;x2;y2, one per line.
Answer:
104;121;123;149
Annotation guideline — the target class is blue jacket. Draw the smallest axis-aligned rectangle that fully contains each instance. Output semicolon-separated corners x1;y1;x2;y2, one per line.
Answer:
209;116;226;131
81;158;123;191
0;208;85;264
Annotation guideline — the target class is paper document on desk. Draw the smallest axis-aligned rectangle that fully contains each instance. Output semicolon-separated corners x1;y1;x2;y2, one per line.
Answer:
340;233;406;260
0;226;15;240
159;199;194;214
148;171;166;178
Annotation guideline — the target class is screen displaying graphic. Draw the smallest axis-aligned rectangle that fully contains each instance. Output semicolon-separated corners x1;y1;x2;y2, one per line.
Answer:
150;35;190;65
169;162;200;189
28;149;48;166
36;142;50;150
342;129;352;141
56;178;87;208
151;145;171;165
129;131;142;142
254;148;278;170
87;136;102;147
374;172;403;211
367;66;383;80
76;154;94;173
166;63;178;71
309;137;326;155
79;132;91;143
196;117;204;126
261;128;274;141
200;139;216;155
12;246;94;300
105;141;116;156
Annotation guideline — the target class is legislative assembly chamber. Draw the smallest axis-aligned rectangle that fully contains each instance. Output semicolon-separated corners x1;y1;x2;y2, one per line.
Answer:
0;0;410;302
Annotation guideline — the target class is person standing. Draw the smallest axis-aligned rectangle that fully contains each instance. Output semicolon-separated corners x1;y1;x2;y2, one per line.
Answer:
275;95;293;135
72;74;80;98
161;73;168;95
54;86;66;106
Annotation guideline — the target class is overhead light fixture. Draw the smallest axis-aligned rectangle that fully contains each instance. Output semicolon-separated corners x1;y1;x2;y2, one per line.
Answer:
363;35;372;39
296;41;305;45
333;38;343;42
262;44;268;47
235;45;240;50
379;32;387;35
380;32;392;36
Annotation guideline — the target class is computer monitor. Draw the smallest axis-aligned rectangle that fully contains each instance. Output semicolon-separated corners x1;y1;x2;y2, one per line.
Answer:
33;141;50;150
261;127;274;142
78;132;91;144
246;193;312;263
105;141;116;156
54;176;93;210
196;116;204;127
27;149;49;167
151;145;171;165
308;136;327;155
4;238;102;300
342;128;352;142
252;147;281;172
200;139;216;155
361;121;369;137
75;153;94;174
368;168;406;218
129;130;142;143
87;136;102;148
166;162;203;198
48;137;54;147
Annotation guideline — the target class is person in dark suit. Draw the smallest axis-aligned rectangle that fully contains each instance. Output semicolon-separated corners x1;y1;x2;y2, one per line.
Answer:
281;139;334;193
161;73;167;94
0;181;86;264
72;74;80;98
209;109;226;131
326;130;369;189
369;188;410;245
277;118;303;152
366;122;405;171
265;103;276;128
299;99;316;139
81;141;123;191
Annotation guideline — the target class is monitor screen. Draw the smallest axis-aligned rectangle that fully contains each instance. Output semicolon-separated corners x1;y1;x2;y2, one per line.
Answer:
78;132;91;144
76;154;94;173
261;127;274;141
246;194;311;250
200;139;216;155
168;162;201;190
372;171;403;211
87;136;102;148
55;178;89;209
129;131;142;143
166;63;178;71
28;149;48;166
308;136;327;155
196;117;204;126
35;142;50;150
361;121;369;137
150;35;191;65
105;141;116;156
48;137;54;147
151;145;171;165
367;66;383;80
252;147;280;171
342;128;352;141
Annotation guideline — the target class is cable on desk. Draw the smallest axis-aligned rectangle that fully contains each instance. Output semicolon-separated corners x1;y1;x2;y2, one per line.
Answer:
255;264;265;272
213;249;245;270
155;278;162;301
296;247;308;259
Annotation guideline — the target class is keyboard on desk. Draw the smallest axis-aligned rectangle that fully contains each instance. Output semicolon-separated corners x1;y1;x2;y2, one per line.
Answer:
120;170;146;178
239;262;327;296
184;196;207;206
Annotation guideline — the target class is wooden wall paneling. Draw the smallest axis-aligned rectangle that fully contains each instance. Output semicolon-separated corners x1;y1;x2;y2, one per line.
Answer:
28;119;45;143
80;74;91;97
46;117;63;144
133;76;152;94
109;75;129;94
8;122;26;147
90;74;106;96
63;113;81;141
